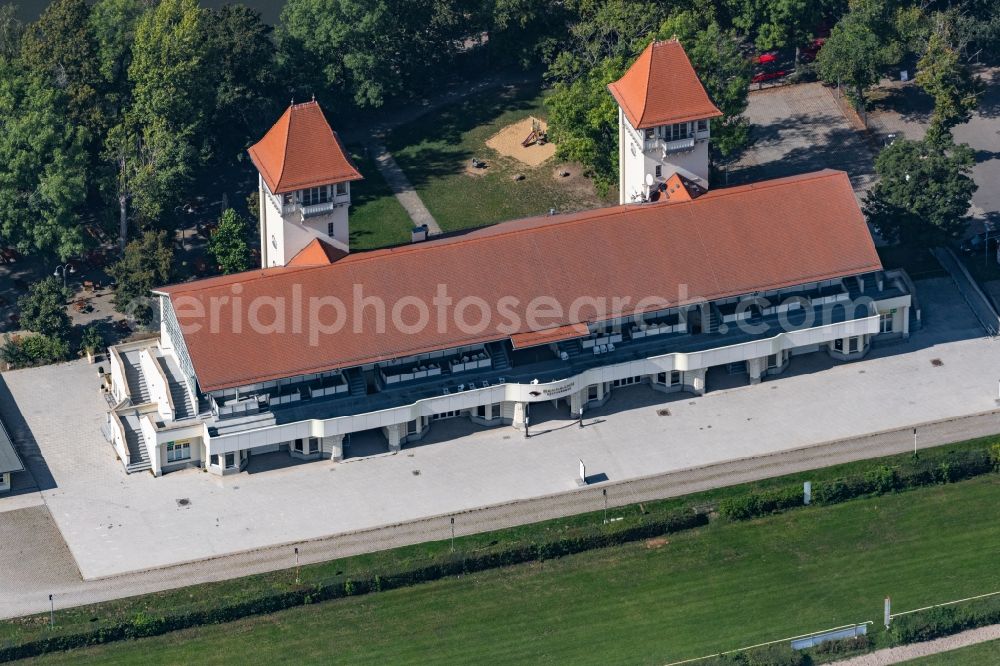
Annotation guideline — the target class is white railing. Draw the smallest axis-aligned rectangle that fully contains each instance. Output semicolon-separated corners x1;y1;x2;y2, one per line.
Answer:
206;313;880;456
661;136;696;154
301;201;336;218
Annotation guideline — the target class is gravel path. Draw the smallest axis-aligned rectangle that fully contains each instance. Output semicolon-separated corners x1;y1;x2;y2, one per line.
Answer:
830;625;1000;665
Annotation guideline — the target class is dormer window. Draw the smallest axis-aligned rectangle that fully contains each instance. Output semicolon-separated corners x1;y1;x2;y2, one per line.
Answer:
697;119;708;133
335;182;347;196
665;123;690;141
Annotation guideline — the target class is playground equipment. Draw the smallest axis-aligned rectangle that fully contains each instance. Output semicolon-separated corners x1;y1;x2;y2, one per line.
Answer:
521;118;548;148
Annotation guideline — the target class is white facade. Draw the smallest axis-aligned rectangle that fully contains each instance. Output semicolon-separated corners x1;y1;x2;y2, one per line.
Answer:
618;109;711;204
257;176;351;268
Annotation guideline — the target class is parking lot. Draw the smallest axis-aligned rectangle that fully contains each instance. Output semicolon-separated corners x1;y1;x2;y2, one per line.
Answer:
729;82;876;194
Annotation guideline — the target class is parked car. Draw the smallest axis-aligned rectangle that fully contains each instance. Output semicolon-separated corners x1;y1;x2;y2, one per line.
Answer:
752;70;788;84
800;38;826;63
754;51;779;65
959;229;999;256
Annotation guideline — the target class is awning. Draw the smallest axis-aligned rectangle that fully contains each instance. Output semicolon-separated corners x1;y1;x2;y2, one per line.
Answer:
510;323;590;350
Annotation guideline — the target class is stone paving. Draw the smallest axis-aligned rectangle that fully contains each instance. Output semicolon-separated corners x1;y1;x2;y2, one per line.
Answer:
729;82;877;196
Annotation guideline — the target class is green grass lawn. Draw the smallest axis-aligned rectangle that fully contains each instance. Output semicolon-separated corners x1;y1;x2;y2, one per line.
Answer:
345;147;414;250
904;639;1000;665
385;83;611;233
25;474;1000;665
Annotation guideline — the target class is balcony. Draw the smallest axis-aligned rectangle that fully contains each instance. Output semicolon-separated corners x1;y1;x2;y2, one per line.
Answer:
660;136;695;155
279;195;349;218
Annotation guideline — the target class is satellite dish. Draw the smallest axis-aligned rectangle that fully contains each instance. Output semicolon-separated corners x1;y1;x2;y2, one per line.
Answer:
645;173;655;187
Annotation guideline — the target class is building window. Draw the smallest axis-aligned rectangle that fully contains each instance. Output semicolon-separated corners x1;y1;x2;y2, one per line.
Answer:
697;119;708;133
588;385;599;400
327;222;335;236
880;312;893;333
210;454;219;467
612;376;642;388
645;128;655;140
294;438;303;452
767;354;779;369
433;410;461;420
335;182;347;196
834;339;844;352
657;372;667;384
225;452;236;469
671;370;681;385
666;122;690;141
308;438;319;454
302;186;330;206
476;404;487;418
166;441;191;463
655;165;662;178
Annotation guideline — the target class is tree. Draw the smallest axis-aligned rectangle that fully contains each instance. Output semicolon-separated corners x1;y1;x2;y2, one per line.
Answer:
106;230;173;324
754;0;822;62
864;134;977;246
279;0;474;109
0;334;70;368
209;208;252;275
657;11;752;158
19;0;107;138
204;5;280;176
915;31;982;131
17;277;72;340
0;4;22;61
546;57;626;195
0;59;90;260
816;0;928;108
816;9;889;108
80;324;105;357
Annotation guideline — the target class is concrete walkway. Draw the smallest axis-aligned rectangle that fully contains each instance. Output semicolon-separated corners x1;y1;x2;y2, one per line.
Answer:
368;140;442;235
830;624;1000;665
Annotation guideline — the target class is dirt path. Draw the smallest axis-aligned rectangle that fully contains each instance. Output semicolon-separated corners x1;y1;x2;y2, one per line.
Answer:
830;625;1000;665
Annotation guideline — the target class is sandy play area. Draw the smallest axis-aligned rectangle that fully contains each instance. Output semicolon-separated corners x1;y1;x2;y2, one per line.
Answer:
486;116;557;167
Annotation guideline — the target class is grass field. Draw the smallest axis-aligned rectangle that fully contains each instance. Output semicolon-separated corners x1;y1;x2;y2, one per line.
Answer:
904;639;1000;665
385;83;611;233
344;148;414;250
24;472;1000;665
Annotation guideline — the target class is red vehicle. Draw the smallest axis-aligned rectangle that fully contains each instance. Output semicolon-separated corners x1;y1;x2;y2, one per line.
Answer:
800;37;826;63
755;51;779;65
752;70;788;84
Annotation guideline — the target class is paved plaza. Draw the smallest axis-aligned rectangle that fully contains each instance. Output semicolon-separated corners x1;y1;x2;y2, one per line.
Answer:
729;82;876;194
0;277;997;605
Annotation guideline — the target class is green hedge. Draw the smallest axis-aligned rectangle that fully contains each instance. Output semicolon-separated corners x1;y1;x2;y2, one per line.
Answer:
720;448;998;521
887;594;1000;646
0;510;706;662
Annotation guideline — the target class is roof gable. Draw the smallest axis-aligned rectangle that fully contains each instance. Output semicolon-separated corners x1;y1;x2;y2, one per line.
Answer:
248;101;363;194
608;40;723;129
287;238;348;267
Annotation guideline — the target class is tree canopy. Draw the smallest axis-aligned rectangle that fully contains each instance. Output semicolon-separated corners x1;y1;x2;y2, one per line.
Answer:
17;276;72;340
864;134;977;246
209;208;253;275
915;31;982;131
106;229;173;324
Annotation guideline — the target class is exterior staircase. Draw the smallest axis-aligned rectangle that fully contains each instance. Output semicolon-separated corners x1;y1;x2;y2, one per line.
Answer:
345;368;367;396
157;356;196;421
121;350;151;404
557;340;583;361
706;304;721;334
120;413;151;474
487;341;511;371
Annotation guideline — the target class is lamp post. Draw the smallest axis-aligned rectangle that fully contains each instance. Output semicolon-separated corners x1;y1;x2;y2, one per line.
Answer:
294;547;300;585
602;488;608;524
579;404;584;428
450;516;455;553
53;264;75;289
49;594;54;627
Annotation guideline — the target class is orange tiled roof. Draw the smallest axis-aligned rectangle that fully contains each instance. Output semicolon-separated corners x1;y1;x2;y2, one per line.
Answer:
248;101;363;195
158;170;881;392
511;323;591;350
608;40;723;129
287;238;348;266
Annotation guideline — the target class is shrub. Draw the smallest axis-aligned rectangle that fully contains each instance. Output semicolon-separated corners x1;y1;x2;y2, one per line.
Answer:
887;594;1000;645
864;465;898;494
700;644;807;665
990;443;1000;471
0;334;69;368
719;487;801;521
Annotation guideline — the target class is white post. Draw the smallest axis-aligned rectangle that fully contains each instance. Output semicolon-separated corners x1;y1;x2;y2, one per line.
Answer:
913;428;917;455
578;459;586;486
884;597;892;628
803;481;811;505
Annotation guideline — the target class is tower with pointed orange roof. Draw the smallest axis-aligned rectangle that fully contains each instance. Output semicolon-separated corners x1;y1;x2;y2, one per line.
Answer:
608;40;722;205
248;100;363;268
